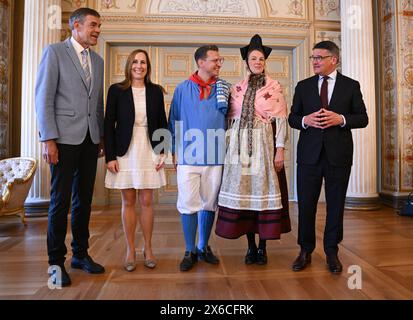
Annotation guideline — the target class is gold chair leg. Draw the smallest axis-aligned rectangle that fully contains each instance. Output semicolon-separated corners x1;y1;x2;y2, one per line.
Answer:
21;209;27;226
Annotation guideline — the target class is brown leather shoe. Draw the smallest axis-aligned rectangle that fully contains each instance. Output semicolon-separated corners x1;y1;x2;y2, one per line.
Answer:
326;254;342;274
292;251;311;271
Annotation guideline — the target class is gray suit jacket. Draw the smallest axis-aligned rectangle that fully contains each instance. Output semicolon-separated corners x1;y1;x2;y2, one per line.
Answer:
35;38;104;145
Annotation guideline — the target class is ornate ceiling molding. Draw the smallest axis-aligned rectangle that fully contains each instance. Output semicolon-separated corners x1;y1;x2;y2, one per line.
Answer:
101;14;311;29
149;0;256;17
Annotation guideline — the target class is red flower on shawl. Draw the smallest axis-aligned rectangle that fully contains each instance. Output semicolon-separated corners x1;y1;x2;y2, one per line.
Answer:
264;92;272;100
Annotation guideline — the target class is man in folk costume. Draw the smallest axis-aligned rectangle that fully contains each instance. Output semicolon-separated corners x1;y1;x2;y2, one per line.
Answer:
168;45;230;271
215;34;291;265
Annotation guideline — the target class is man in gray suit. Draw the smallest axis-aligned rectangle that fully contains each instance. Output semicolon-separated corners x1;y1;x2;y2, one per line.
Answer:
35;7;105;287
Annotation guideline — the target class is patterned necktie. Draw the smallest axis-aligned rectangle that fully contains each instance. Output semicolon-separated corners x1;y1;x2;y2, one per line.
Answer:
320;75;329;109
81;49;91;90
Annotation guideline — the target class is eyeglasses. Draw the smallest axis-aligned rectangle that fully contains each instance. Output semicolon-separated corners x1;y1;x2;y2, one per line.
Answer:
204;57;225;64
309;55;333;62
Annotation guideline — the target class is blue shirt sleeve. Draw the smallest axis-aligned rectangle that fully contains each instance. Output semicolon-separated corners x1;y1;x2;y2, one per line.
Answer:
168;86;180;155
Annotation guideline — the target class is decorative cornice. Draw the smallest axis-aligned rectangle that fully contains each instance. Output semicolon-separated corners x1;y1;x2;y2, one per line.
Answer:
154;0;250;16
101;14;312;29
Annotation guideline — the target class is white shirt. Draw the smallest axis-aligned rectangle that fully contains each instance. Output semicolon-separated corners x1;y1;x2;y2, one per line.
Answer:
70;37;93;77
302;69;346;128
132;87;147;127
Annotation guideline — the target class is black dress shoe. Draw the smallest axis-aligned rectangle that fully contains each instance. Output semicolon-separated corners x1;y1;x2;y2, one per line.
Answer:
197;246;219;264
326;254;343;274
256;249;268;265
49;264;71;287
180;251;198;271
71;255;105;274
292;251;311;271
244;248;257;265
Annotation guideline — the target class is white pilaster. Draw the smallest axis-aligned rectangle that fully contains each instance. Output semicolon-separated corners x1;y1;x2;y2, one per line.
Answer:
340;0;379;209
21;0;61;214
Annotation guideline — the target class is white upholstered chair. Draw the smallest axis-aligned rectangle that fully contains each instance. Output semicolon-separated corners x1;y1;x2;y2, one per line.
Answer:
0;157;37;225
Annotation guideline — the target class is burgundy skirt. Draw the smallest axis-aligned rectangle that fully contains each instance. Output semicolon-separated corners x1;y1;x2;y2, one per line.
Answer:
215;167;291;240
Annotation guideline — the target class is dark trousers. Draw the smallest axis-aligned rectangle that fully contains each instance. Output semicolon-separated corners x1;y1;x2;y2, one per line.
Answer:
297;148;351;256
47;132;98;266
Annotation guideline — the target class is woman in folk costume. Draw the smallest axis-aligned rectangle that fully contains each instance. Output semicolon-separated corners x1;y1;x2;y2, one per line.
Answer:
215;34;291;265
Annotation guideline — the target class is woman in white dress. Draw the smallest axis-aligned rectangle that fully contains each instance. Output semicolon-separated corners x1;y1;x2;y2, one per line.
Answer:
104;49;168;271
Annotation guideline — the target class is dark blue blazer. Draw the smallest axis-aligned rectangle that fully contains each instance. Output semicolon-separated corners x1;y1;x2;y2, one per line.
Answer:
288;72;368;167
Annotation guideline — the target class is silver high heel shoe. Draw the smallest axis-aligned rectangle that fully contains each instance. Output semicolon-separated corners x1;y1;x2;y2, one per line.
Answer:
143;249;157;269
124;251;136;272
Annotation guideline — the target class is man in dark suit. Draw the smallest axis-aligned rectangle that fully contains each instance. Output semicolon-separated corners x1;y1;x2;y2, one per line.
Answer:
35;8;105;287
288;41;368;274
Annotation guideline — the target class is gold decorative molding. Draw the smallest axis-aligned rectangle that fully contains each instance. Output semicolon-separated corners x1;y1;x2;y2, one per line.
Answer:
314;0;340;21
100;0;120;10
315;30;341;47
381;0;394;17
60;22;71;41
165;54;191;77
266;0;307;20
164;168;178;192
101;14;312;29
114;53;129;76
164;84;177;97
165;102;171;120
62;0;88;12
98;0;138;12
404;53;413;66
266;55;289;78
148;0;257;17
220;55;242;77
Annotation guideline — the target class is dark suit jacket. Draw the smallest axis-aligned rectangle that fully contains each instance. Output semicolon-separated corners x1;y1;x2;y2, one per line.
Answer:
104;83;168;163
288;72;368;167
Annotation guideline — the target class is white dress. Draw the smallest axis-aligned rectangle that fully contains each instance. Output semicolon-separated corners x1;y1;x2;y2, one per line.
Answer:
105;87;167;189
